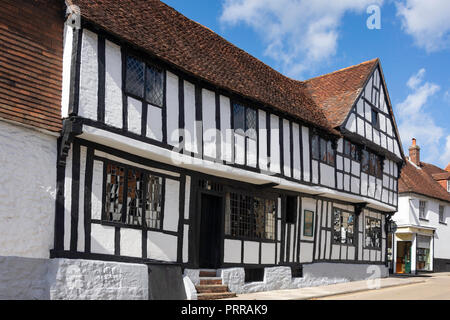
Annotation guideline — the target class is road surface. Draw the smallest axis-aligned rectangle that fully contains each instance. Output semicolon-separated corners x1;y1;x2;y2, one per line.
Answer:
318;273;450;300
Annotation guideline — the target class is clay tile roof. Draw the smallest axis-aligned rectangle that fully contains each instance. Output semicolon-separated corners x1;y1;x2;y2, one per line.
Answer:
432;172;450;180
399;161;450;203
304;59;379;128
71;0;346;134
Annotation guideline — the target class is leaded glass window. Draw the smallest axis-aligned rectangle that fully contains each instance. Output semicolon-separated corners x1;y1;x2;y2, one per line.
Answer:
225;192;276;241
103;161;164;230
365;217;381;248
145;65;164;107
125;55;164;107
233;103;245;133
126;56;144;98
145;176;163;229
311;135;319;160
105;164;125;222
246;108;257;140
333;208;355;245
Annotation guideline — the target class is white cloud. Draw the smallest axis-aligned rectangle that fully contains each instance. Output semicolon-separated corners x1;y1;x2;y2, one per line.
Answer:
396;69;448;165
396;0;450;52
440;135;450;166
220;0;383;78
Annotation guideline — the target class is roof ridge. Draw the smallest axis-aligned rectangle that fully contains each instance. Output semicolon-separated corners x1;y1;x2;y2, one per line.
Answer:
304;58;379;83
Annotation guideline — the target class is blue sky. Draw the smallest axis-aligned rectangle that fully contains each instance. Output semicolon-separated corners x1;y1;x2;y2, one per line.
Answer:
163;0;450;167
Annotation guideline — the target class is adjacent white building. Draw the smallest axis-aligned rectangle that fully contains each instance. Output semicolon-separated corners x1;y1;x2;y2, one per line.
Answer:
392;139;450;274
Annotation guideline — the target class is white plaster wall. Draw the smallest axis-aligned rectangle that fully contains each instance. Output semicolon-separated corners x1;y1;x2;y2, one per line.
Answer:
91;160;103;221
220;95;232;163
61;25;73;118
91;224;115;255
258;110;268;171
234;134;245;165
218;263;388;295
243;241;259;264
301;126;310;182
202;89;216;159
292;123;301;180
79;29;98;121
224;239;241;263
261;243;276;264
48;258;148;300
269;115;280;173
283;119;291;177
147;231;177;262
147;105;163;141
77;147;87;251
163;179;180;232
0;121;56;259
104;40;123;128
183;224;189;263
64;148;73;251
127;96;142;135
247;138;257;167
120;228;142;258
166;71;179;147
320;163;335;188
184;80;197;153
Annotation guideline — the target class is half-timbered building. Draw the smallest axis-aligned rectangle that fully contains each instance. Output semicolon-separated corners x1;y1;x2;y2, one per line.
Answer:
0;0;405;299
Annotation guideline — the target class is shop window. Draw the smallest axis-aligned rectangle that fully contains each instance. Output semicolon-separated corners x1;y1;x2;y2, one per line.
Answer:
303;210;314;237
365;217;381;249
333;208;355;245
416;235;431;271
285;196;297;224
104;162;163;229
225;192;276;240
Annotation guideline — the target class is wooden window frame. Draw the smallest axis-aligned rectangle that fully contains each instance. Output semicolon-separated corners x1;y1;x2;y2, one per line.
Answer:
303;210;314;237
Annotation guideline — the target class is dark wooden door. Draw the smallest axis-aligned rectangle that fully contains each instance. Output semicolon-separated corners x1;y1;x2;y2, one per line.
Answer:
199;193;222;268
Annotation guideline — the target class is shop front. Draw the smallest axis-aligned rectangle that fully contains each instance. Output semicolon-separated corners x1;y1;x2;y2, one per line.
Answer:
393;227;434;274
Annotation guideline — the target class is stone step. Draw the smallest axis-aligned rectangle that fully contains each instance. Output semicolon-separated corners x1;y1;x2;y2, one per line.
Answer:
199;270;217;277
199;277;222;285
197;292;237;300
195;284;229;294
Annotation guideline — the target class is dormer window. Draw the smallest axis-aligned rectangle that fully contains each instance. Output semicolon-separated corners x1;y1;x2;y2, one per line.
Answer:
125;55;164;108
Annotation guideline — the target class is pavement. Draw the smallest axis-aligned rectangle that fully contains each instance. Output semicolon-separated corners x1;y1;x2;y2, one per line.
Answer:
223;275;431;300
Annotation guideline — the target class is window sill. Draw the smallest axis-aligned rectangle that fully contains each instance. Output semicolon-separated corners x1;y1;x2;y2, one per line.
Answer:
419;218;429;222
439;221;447;225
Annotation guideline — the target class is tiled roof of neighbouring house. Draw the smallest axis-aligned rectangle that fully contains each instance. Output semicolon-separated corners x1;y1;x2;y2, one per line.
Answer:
399;161;450;203
71;0;378;135
0;0;65;133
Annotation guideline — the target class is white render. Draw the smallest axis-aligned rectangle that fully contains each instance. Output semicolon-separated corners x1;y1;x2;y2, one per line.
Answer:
0;120;57;259
78;29;98;121
104;39;123;128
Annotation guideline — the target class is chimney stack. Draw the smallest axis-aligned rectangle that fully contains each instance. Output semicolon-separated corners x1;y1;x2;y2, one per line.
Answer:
409;138;420;166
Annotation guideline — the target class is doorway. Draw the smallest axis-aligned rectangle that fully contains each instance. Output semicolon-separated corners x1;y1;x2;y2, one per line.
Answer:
396;241;412;274
199;193;223;269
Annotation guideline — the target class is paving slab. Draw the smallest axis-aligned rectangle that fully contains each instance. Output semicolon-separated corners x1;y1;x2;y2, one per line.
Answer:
222;277;426;300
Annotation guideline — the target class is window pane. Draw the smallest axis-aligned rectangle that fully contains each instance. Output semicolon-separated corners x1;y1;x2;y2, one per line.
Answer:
371;110;379;127
304;210;314;237
145;175;163;229
312;135;319;160
320;138;327;162
226;192;275;240
145;65;164;107
344;140;351;157
233;103;245;133
333;208;341;243
246;108;257;140
369;153;376;176
351;144;360;162
126;169;144;226
105;164;125;222
327;141;335;166
126;56;144;97
362;150;369;173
